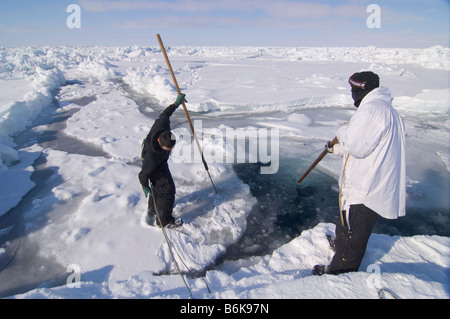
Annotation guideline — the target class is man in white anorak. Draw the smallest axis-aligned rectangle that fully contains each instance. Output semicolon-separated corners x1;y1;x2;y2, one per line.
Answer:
314;71;406;276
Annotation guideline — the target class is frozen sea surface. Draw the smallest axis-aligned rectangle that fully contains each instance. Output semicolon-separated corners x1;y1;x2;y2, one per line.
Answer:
0;45;448;299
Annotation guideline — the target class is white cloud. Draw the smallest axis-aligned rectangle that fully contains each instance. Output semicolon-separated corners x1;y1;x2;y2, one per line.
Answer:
79;0;259;13
92;0;368;30
78;0;449;47
113;15;244;30
79;0;361;19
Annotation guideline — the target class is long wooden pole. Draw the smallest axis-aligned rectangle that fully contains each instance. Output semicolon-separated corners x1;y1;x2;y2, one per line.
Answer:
156;34;217;194
297;136;338;184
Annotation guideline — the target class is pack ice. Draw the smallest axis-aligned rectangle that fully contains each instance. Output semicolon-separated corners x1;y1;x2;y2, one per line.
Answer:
0;45;448;299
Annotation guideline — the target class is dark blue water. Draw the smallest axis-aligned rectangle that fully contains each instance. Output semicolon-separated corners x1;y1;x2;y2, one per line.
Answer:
222;155;449;261
221;158;339;260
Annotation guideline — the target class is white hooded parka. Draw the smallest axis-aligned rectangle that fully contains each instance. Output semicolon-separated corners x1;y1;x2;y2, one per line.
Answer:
334;86;406;220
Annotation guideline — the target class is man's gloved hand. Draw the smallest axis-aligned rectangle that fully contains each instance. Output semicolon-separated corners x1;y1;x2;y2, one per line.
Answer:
325;140;334;153
142;186;152;198
175;94;186;107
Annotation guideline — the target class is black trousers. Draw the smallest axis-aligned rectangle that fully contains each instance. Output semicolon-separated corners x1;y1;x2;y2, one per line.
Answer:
148;164;176;227
329;204;379;275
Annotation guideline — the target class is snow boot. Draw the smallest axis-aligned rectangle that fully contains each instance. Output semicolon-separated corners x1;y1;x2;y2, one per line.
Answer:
165;218;183;229
312;264;331;276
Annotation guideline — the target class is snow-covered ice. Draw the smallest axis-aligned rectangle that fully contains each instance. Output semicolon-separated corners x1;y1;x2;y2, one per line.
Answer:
0;45;448;299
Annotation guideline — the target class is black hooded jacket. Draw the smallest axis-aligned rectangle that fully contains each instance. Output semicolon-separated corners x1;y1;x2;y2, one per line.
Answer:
138;103;178;188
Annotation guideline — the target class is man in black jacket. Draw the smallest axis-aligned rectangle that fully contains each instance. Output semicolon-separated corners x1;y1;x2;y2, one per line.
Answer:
138;94;185;228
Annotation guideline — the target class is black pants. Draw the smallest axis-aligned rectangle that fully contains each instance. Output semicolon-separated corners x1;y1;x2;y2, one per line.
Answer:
329;204;379;275
148;165;176;227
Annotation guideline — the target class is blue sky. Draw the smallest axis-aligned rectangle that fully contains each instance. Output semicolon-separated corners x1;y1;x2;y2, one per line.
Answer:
1;0;449;47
